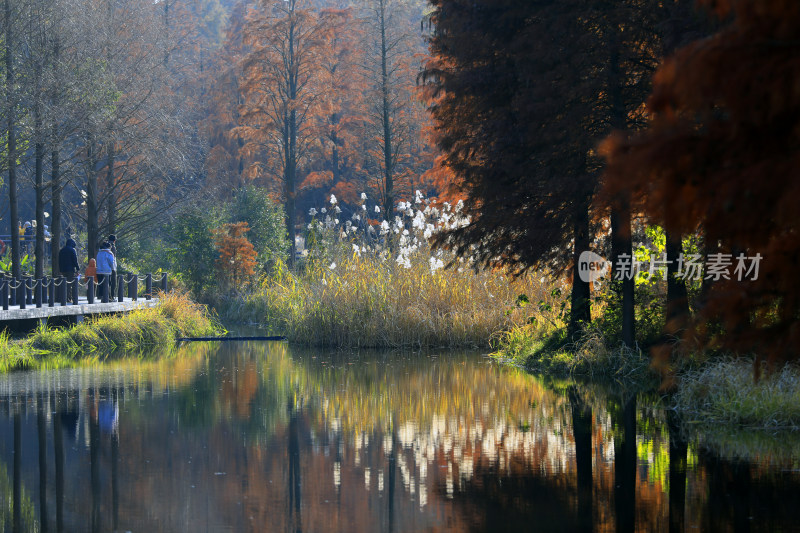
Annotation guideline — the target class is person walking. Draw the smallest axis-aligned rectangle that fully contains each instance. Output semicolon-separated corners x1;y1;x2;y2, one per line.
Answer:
23;221;33;255
96;242;116;301
107;234;118;298
58;238;80;303
85;258;97;283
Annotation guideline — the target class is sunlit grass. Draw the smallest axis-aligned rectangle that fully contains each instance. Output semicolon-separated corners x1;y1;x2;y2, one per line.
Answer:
674;358;800;430
0;291;223;373
495;325;659;386
0;330;38;372
227;253;551;348
219;194;564;348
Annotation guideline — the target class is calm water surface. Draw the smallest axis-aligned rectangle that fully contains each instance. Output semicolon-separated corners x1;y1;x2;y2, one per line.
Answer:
1;341;799;532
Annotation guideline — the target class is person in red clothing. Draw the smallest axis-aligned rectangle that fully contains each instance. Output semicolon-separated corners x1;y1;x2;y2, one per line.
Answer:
85;258;97;282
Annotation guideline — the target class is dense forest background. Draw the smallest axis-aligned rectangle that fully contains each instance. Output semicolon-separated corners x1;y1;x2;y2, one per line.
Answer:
1;0;438;271
4;0;798;364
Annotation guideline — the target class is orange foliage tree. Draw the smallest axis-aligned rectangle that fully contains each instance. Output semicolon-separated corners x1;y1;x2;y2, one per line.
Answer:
214;222;258;293
237;0;345;266
602;0;800;367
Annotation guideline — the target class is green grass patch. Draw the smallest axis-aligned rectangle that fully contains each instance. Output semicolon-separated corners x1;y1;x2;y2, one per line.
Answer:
0;292;223;373
0;331;38;372
494;325;659;387
673;358;800;430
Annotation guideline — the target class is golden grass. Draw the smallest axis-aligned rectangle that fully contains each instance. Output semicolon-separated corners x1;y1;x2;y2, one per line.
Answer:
227;253;553;348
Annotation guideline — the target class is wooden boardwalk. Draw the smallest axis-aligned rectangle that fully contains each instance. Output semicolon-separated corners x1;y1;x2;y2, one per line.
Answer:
0;297;159;322
1;272;166;326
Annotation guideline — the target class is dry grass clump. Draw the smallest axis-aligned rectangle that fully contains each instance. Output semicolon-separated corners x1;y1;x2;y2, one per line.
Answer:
673;358;800;430
236;254;548;348
156;290;224;338
30;291;221;355
0;291;222;371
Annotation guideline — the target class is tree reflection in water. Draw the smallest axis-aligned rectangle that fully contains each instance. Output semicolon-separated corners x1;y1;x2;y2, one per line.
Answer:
0;341;799;532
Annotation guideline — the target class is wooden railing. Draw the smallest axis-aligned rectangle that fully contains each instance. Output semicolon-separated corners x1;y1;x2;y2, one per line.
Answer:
0;273;167;310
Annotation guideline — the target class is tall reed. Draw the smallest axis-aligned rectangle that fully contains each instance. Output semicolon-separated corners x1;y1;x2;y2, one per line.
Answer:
224;193;554;347
233;253;548;348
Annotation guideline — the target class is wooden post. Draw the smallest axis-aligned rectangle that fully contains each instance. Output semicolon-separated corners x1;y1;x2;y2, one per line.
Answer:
58;277;67;306
25;276;33;305
145;273;152;300
87;279;95;304
35;278;42;308
72;278;79;306
101;276;109;303
18;278;26;310
117;276;124;302
48;278;55;307
130;275;138;301
1;277;8;311
160;272;167;294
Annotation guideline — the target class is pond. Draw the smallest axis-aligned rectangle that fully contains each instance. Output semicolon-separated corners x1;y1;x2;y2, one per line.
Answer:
1;341;799;532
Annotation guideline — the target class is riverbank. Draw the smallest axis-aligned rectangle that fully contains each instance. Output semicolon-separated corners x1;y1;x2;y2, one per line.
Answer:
0;292;223;373
494;325;800;431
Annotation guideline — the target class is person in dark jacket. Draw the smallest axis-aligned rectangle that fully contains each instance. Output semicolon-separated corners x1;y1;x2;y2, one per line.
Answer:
58;238;80;302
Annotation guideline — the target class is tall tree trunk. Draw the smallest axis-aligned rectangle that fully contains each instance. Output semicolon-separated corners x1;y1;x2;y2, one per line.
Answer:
665;229;689;337
35;68;46;279
106;145;117;235
569;194;592;338
331;132;341;186
5;0;21;279
285;8;298;269
87;134;100;260
608;24;635;347
50;36;62;277
611;203;635;347
287;109;297;269
379;0;394;221
51;149;62;276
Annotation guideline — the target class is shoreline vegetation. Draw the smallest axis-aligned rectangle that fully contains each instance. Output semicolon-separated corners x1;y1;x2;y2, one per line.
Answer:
2;192;795;436
0;292;223;373
493;326;800;432
216;195;556;349
205;193;800;435
220;255;551;349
